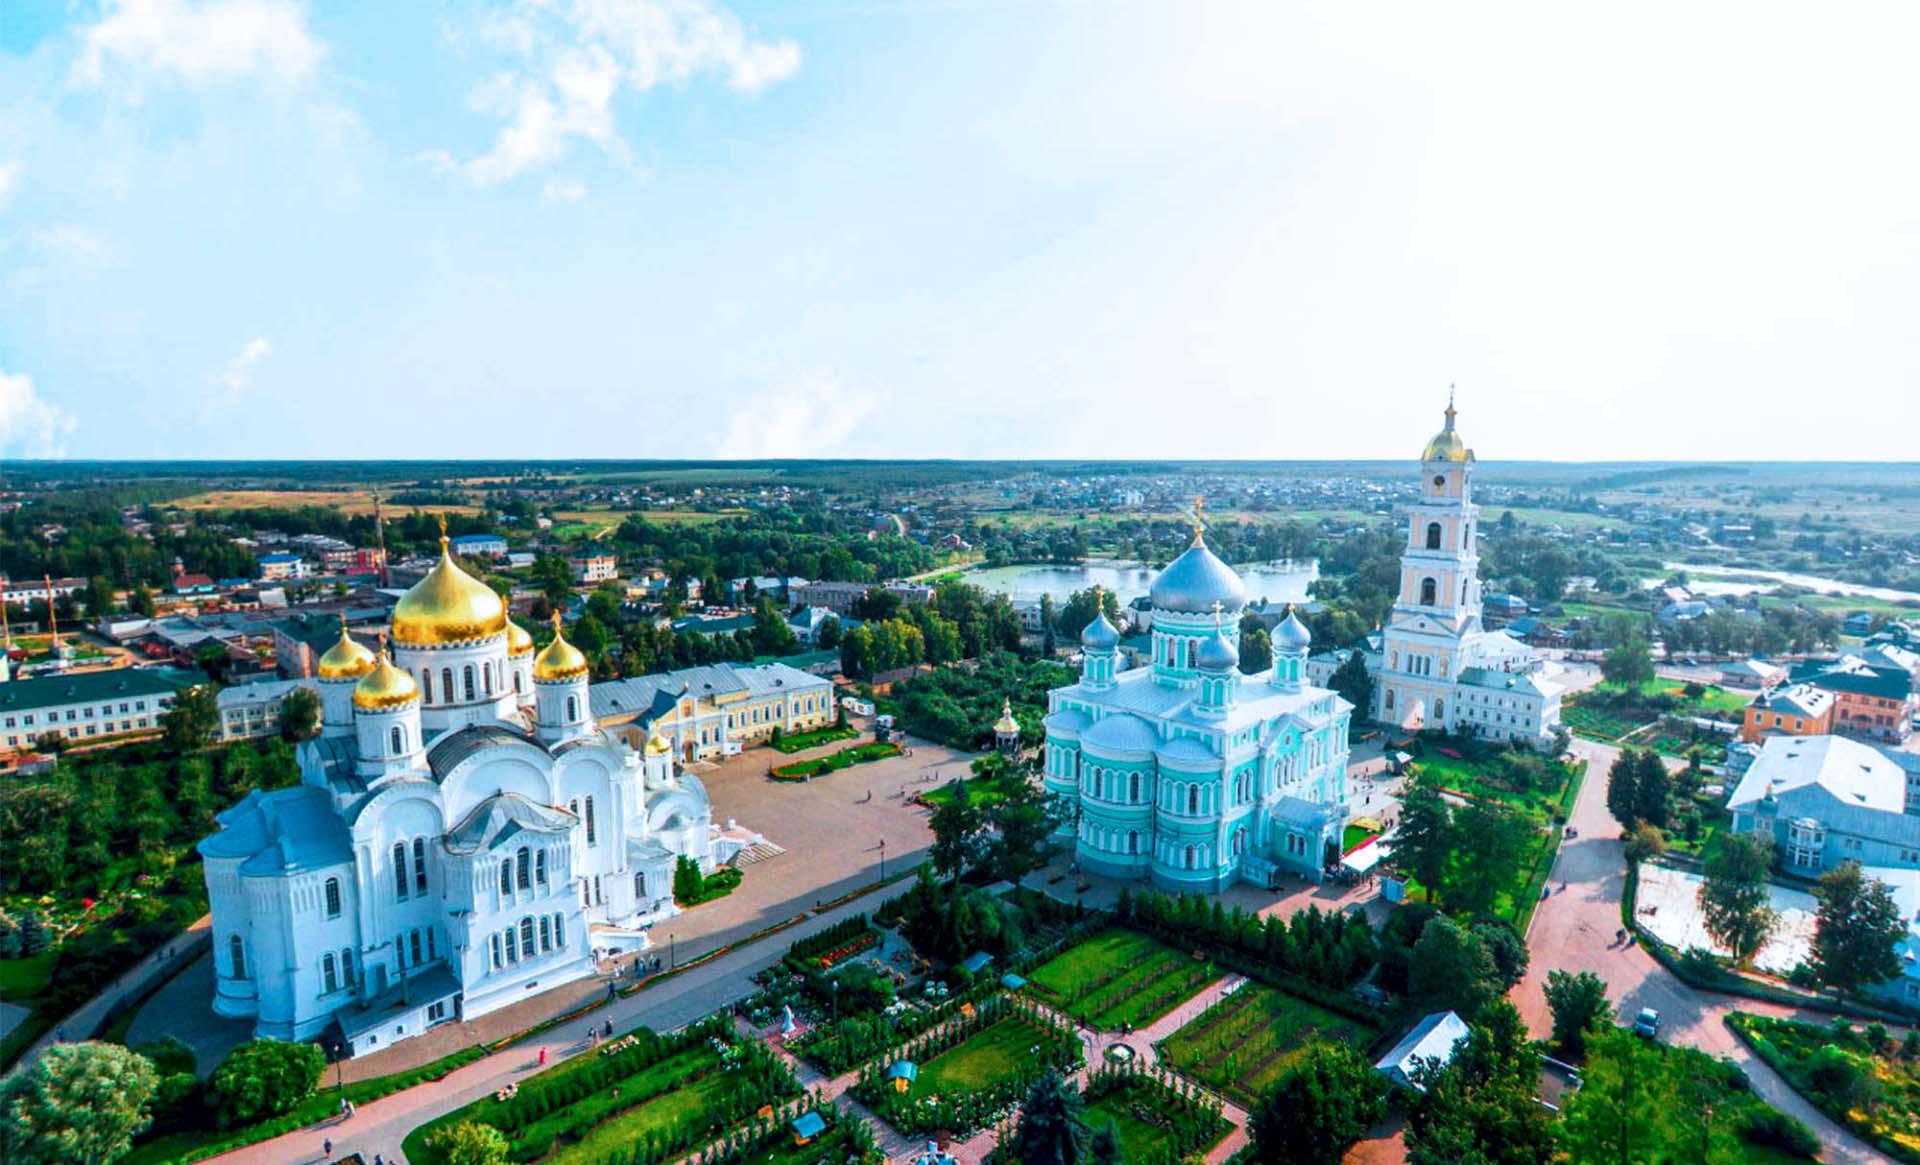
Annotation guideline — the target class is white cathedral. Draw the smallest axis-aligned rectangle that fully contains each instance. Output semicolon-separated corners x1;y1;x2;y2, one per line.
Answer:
199;534;717;1056
1309;395;1564;748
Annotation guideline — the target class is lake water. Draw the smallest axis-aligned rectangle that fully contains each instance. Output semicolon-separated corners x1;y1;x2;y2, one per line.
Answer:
1655;562;1920;605
965;559;1319;606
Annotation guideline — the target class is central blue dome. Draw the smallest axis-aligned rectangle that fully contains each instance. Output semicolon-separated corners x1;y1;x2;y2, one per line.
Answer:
1150;535;1247;615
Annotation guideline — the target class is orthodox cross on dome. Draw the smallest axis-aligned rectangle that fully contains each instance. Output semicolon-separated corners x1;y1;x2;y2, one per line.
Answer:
1189;495;1208;540
1444;384;1458;430
1211;599;1225;629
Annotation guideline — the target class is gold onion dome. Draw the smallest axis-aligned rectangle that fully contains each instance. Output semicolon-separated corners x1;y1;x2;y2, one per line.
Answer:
643;727;673;756
993;699;1020;735
391;530;510;646
1422;389;1474;463
316;617;376;679
353;648;420;710
533;614;589;682
504;603;535;657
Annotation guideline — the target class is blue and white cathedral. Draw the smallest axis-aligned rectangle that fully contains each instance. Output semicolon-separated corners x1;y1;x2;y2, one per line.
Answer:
1042;521;1352;891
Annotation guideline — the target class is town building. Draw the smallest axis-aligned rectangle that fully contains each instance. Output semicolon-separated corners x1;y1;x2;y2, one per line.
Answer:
1;668;194;752
1308;396;1563;748
1740;683;1837;743
1791;656;1915;744
789;579;932;616
569;553;619;585
197;534;722;1054
1042;521;1353;891
216;677;320;741
590;661;836;761
257;552;310;582
323;547;388;576
448;533;508;559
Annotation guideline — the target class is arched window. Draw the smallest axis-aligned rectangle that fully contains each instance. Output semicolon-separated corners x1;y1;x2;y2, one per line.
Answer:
553;913;566;947
1434;699;1445;720
441;668;454;704
483;661;494;694
1128;830;1138;854
413;837;428;893
392;842;408;899
499;859;512;895
1187;786;1199;815
420;669;432;704
1426;522;1442;550
539;915;552;951
390;725;404;755
584;796;597;846
513;671;523;694
409;930;422;964
1420;577;1437;606
323;952;339;993
229;935;247;979
566;695;579;722
516;847;531;890
463;666;476;701
1185;845;1195;870
503;929;518;963
1129;772;1140;802
490;933;503;969
535;848;547;886
519;917;536;958
1385;689;1395;710
342;949;355;986
324;877;341;919
634;870;646;898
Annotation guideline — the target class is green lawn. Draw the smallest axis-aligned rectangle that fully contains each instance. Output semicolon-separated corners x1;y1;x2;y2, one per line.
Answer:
0;953;56;1002
1342;823;1381;854
736;1119;871;1165
770;742;902;780
769;725;859;754
546;1068;734;1165
1083;1075;1231;1162
1025;930;1217;1030
920;774;1024;809
915;1015;1046;1093
1157;982;1380;1109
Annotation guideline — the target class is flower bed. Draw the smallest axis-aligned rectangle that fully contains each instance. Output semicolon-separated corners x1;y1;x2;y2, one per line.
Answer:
1024;930;1217;1031
771;742;903;781
1729;1012;1920;1163
1156;981;1380;1110
851;998;1082;1137
769;725;860;754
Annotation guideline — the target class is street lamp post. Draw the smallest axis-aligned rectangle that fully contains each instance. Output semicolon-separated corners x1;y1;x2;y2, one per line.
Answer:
879;838;887;883
669;932;676;969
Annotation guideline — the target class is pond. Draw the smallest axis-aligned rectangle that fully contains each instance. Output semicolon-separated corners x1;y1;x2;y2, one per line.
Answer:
1652;562;1920;604
965;559;1318;607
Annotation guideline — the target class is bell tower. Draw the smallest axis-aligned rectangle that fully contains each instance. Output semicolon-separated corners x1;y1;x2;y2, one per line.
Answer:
1393;388;1481;635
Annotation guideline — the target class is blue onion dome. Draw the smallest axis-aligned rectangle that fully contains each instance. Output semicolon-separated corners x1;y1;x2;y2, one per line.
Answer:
1150;534;1247;615
1081;609;1120;649
1274;605;1312;651
1198;629;1240;672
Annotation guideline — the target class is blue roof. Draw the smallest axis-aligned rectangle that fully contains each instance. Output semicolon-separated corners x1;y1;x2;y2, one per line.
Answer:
1000;972;1027;989
450;533;504;546
258;552;300;563
790;1112;828;1138
958;950;992;974
887;1060;918;1080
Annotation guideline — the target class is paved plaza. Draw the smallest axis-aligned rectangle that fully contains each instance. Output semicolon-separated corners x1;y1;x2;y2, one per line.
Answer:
1635;861;1819;975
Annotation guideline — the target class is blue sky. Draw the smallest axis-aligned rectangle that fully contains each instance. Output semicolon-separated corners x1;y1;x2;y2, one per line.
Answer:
2;1;1917;462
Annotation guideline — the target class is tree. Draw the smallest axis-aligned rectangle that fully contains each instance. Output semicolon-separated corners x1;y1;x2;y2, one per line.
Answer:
430;1120;511;1165
1601;633;1655;688
1471;919;1529;989
1394;774;1455;906
1239;625;1273;674
1247;1040;1388;1165
1088;1119;1124;1165
161;685;218;754
0;1041;158;1165
195;641;231;683
277;686;321;743
672;855;706;905
1696;832;1778;969
929;781;990;878
988;772;1058;882
1624;822;1667;864
84;575;117;619
1328;650;1374;717
1812;860;1906;996
17;909;51;955
531;554;574;606
1605;748;1646;830
1632;751;1671;828
1009;1069;1088;1165
131;583;157;618
1450;803;1532;917
1409;916;1500;1020
817;615;842;650
1407;1001;1557;1165
1544;970;1611;1058
209;1038;324;1127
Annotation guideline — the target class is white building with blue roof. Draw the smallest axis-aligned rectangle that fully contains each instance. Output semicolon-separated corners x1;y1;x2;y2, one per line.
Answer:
1043;511;1353;890
198;533;718;1055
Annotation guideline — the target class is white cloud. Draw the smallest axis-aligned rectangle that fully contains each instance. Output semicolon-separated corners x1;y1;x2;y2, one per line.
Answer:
542;178;588;203
437;0;799;185
0;162;20;209
714;372;874;459
213;337;272;401
0;369;76;458
72;0;324;92
28;225;109;267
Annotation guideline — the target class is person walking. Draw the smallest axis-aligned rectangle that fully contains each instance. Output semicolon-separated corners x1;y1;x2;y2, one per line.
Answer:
322;1138;332;1161
538;1046;548;1066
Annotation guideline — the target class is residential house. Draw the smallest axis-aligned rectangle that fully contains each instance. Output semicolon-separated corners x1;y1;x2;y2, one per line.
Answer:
448;533;508;559
1740;684;1835;743
256;552;309;582
568;554;619;585
1;669;195;752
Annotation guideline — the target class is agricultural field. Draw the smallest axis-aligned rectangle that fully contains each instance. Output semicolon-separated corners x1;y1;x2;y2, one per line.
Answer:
172;488;480;515
1156;981;1380;1109
1025;930;1219;1030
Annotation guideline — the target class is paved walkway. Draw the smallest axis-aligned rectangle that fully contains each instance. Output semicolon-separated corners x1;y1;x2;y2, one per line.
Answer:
1517;737;1889;1165
7;917;212;1077
199;877;918;1165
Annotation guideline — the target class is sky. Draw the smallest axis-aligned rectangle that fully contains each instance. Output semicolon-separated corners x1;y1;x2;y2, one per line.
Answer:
1;1;1917;463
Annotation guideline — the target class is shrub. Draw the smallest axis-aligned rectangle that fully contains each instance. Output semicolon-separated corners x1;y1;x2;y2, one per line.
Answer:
1737;1107;1822;1158
209;1039;326;1128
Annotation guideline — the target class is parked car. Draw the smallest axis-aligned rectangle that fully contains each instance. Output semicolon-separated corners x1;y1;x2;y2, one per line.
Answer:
1632;1007;1661;1039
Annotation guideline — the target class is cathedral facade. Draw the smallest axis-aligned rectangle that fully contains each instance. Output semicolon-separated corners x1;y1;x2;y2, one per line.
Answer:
1310;397;1564;748
1042;527;1352;892
198;534;716;1055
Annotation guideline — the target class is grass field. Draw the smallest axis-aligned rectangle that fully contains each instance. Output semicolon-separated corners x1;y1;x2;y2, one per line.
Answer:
1025;930;1218;1030
914;1015;1051;1094
1157;982;1379;1109
173;488;480;515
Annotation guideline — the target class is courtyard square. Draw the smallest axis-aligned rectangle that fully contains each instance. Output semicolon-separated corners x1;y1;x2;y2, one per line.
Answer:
1635;860;1819;976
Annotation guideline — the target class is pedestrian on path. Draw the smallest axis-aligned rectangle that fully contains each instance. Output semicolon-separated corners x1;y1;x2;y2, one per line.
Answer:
322;1137;332;1161
538;1046;548;1066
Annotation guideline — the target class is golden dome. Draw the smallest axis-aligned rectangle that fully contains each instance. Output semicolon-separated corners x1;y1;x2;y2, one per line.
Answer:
1421;390;1474;463
993;699;1020;735
391;531;509;646
504;603;535;657
533;613;589;682
643;727;672;756
353;648;420;711
316;616;376;679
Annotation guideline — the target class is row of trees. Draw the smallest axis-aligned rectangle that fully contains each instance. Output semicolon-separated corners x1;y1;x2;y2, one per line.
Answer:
1391;774;1543;919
